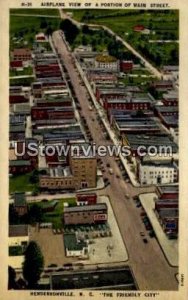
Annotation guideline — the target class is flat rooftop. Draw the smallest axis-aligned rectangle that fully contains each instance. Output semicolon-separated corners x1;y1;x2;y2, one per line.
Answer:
51;266;136;290
64;203;107;213
124;134;178;152
9;225;28;237
157;185;179;193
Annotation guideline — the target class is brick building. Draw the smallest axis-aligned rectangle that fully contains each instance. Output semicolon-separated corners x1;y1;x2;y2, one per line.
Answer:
12;48;32;61
63;203;108;225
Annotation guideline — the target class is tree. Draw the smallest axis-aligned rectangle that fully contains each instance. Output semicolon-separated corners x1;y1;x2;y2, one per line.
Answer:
23;241;44;289
8;266;17;289
29;170;39;184
46;26;53;37
9;204;20;225
40;19;48;29
82;24;90;35
60;19;79;44
28;204;43;224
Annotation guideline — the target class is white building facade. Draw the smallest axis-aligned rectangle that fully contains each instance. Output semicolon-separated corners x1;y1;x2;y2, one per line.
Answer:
139;162;178;185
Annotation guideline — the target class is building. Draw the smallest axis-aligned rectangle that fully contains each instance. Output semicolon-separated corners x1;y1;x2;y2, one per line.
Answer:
120;60;133;72
76;193;97;206
156;185;179;199
103;96;151;111
35;32;47;42
39;143;97;190
9;160;32;175
13;192;28;216
133;25;145;32
152;80;173;92
154;185;179;238
12;48;32;61
138;157;178;185
64;234;89;257
70;144;97;189
10;60;23;70
31;106;75;121
9;225;29;269
108;109;154;125
113;116;161;136
95;86;141;105
95;54;119;71
50;266;137;290
9;124;26;141
87;71;118;86
122;133;178;156
63;203;108;225
162;91;178;106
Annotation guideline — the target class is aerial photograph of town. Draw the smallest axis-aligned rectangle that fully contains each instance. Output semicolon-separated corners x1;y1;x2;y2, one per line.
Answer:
8;8;179;291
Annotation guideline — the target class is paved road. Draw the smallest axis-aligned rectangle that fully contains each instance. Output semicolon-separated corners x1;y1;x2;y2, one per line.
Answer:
59;10;162;79
52;30;178;290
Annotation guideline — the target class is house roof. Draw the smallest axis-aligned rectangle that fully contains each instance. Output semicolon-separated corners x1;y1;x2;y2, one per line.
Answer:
9;225;28;237
64;234;87;251
10;60;23;68
14;192;26;206
64;203;107;213
9;160;31;167
157;185;179;194
9;124;25;133
13;48;31;56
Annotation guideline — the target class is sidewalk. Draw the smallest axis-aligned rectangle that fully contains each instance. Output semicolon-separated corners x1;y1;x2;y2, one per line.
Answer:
139;193;178;267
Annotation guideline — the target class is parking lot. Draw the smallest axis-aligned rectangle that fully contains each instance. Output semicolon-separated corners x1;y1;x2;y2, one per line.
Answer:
30;226;77;267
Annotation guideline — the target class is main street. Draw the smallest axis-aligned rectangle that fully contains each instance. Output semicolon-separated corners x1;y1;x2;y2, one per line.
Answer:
52;30;178;290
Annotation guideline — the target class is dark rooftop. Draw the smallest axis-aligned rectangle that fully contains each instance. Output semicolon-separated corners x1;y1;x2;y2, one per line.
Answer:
14;192;26;206
64;234;87;251
9;225;28;237
64;203;107;213
50;266;137;290
9;160;31;167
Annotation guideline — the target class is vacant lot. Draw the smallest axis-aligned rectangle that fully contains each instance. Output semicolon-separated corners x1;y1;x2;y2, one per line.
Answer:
30;227;76;267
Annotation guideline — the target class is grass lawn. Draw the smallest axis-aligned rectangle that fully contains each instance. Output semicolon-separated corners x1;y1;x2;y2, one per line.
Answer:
130;68;152;76
9;173;38;193
10;9;60;17
67;9;178;38
10;14;61;50
119;76;156;88
31;198;76;229
9;66;33;77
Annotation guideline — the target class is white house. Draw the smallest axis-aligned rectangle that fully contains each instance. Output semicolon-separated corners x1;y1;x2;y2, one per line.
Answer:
9;225;29;269
64;234;89;257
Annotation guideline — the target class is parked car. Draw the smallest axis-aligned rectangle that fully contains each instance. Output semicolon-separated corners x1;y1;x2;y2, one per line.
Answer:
149;230;155;238
140;231;145;237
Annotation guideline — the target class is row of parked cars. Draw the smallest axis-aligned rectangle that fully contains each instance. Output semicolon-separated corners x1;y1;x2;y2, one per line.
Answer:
52;228;62;234
133;196;156;242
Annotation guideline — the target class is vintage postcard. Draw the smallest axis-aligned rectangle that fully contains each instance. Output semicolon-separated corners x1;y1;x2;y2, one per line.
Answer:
0;0;187;299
